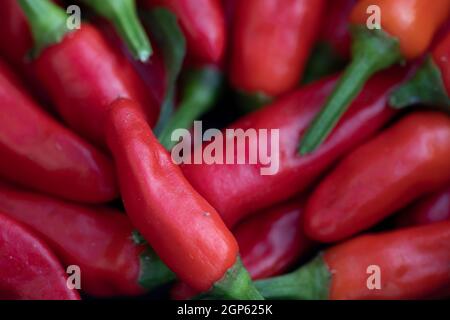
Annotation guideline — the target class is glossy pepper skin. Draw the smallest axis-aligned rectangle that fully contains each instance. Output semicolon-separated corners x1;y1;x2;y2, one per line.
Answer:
106;99;261;299
256;222;450;300
230;0;325;97
324;222;450;299
301;0;355;84
171;198;315;300
235;199;314;280
395;185;450;227
30;23;159;147
0;212;80;300
0;183;174;297
305;112;450;243
320;0;355;59
299;0;450;154
142;0;226;64
352;0;450;60
0;60;117;203
390;30;450;109
0;0;32;70
182;68;407;227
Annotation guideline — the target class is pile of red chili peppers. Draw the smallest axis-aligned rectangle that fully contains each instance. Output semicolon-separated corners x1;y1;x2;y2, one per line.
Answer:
0;0;449;301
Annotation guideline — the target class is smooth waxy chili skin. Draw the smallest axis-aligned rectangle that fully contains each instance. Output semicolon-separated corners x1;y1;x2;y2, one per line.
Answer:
171;198;314;300
106;98;238;292
324;222;450;299
351;0;450;59
32;23;159;147
142;0;226;64
305;112;450;243
0;0;32;70
0;60;117;203
230;0;325;97
0;183;145;297
0;212;80;300
235;199;314;280
433;30;450;94
396;185;450;227
182;69;407;227
319;0;355;59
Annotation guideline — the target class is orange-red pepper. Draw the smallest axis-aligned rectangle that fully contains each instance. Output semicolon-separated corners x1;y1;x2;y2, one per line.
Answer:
300;0;450;154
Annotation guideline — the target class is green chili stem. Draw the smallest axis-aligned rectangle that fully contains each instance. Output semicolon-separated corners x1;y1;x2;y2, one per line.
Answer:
139;247;176;291
19;0;70;57
299;26;402;155
158;66;223;150
82;0;152;62
389;56;450;111
254;255;331;300
206;257;264;300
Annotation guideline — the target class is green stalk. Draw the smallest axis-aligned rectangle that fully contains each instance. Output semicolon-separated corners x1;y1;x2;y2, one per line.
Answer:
299;26;402;155
389;56;450;112
205;257;264;300
158;66;223;150
82;0;152;62
254;255;331;300
18;0;71;57
236;91;273;113
138;248;176;290
141;8;186;136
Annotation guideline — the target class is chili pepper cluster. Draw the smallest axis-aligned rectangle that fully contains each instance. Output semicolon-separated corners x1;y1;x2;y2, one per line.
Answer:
0;0;449;301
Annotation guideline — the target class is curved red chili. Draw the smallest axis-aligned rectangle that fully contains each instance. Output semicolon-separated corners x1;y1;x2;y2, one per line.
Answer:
230;0;325;98
0;60;117;203
0;212;80;300
20;0;159;147
105;98;261;299
255;222;450;300
305;112;450;243
141;0;226;64
0;182;174;297
171;198;315;300
235;199;314;280
395;185;450;227
182;68;407;227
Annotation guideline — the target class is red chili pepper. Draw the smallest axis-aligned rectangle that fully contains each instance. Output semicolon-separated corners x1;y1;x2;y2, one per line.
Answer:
19;0;159;147
395;185;450;227
305;112;450;243
81;0;153;62
105;98;262;299
0;212;80;300
0;182;174;297
301;0;355;84
0;60;117;203
171;198;315;300
299;0;450;154
235;199;314;280
141;0;226;64
97;20;168;107
255;221;450;300
182;68;407;227
319;0;355;59
230;0;325;99
0;0;51;106
0;0;32;70
390;30;450;110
